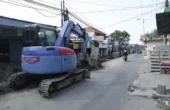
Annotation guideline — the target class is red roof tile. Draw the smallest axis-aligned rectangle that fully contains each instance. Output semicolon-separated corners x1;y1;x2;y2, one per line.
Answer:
85;27;105;35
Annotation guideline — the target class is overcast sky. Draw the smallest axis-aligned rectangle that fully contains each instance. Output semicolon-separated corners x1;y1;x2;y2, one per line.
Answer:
0;0;165;44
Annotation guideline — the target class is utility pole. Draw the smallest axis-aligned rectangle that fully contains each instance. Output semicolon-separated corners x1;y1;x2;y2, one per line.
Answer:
63;0;65;12
164;0;169;44
61;1;63;26
137;18;145;36
64;8;69;21
143;19;145;36
62;0;69;22
165;0;169;7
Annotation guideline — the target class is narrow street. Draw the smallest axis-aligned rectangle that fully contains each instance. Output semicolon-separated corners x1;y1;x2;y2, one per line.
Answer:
0;0;167;109
0;54;141;110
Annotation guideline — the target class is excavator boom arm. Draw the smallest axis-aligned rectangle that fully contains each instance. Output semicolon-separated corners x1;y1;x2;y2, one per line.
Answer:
55;20;89;54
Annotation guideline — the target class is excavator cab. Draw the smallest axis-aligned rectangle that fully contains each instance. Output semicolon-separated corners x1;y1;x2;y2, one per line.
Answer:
23;24;58;47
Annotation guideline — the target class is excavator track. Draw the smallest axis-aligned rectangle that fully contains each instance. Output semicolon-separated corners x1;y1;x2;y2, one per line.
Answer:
38;69;90;98
8;72;28;89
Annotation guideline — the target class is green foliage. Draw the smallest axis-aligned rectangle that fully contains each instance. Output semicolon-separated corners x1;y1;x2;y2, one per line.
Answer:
110;30;130;45
144;29;160;39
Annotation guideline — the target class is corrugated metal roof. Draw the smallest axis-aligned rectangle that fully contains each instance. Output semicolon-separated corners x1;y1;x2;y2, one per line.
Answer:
0;16;57;28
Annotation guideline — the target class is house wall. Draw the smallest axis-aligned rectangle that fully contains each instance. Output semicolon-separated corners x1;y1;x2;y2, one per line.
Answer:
0;27;22;37
87;32;105;41
103;37;112;44
146;41;163;58
154;44;170;51
87;31;113;58
94;35;104;41
87;32;94;40
100;48;107;56
112;45;119;58
90;46;99;60
87;32;107;58
0;39;9;62
9;39;23;63
0;17;56;64
99;43;108;56
147;41;163;51
0;26;23;63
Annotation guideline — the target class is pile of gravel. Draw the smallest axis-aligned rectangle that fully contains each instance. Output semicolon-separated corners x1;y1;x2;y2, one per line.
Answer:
0;67;22;83
0;67;10;83
90;60;103;70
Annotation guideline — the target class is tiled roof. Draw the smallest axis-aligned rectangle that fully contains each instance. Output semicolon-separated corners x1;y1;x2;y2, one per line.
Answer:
85;26;105;35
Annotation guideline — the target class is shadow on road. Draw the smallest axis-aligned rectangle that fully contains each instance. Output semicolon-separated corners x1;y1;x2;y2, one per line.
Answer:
126;60;132;62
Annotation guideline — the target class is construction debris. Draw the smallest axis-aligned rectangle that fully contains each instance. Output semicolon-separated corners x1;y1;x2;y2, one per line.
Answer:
89;59;103;70
157;85;166;95
0;67;22;83
0;85;4;95
128;85;157;97
0;63;22;95
156;98;170;110
0;82;9;95
0;67;10;83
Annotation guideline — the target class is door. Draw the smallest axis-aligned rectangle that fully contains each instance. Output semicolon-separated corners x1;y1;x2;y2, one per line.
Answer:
0;38;10;62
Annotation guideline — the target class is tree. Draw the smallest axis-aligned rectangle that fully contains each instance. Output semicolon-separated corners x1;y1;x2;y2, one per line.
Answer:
110;30;130;56
144;29;160;39
151;29;159;37
122;30;130;44
110;30;130;45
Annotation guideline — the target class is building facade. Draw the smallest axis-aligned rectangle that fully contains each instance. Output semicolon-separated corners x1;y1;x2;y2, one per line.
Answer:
0;16;56;63
85;27;108;58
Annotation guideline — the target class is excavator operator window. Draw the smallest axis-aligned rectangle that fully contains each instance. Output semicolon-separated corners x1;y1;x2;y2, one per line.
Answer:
38;28;57;46
30;30;34;41
24;30;35;42
25;31;29;41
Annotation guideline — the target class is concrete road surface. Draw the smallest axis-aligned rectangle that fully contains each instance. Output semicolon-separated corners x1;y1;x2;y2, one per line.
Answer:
0;54;141;110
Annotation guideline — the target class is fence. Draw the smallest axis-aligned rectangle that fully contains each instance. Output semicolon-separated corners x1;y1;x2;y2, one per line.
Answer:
149;50;170;72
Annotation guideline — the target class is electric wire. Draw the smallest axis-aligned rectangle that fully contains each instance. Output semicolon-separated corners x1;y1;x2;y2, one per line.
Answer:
0;0;60;16
99;6;163;29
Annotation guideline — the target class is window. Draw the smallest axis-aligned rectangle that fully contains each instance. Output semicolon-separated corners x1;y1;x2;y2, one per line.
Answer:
38;28;57;46
114;47;118;52
1;27;17;36
30;30;34;41
25;30;35;42
25;31;29;41
17;29;22;36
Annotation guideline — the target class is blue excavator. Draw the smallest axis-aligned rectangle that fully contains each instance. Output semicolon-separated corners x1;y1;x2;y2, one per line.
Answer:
8;20;91;97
